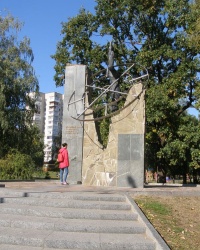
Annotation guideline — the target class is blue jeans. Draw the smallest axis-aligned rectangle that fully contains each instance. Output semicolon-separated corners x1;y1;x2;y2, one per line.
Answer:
60;167;68;183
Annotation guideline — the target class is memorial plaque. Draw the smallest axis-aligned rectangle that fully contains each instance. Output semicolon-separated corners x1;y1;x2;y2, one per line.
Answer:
117;134;144;188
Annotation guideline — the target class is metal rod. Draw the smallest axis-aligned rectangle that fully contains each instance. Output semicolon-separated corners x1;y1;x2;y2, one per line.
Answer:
76;63;135;119
129;74;149;82
85;85;128;95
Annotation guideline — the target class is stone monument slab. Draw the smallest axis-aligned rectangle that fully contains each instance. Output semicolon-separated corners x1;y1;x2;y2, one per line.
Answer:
117;134;144;188
62;65;86;184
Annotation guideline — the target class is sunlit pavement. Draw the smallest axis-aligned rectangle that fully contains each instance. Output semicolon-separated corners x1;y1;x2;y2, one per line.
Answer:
0;180;200;197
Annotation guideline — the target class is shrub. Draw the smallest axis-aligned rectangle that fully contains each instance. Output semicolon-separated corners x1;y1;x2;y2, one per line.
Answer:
0;150;35;180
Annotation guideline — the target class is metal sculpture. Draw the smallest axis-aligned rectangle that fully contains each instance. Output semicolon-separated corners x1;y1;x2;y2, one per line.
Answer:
67;43;149;122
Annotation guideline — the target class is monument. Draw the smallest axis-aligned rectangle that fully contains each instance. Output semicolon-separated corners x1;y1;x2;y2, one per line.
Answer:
62;57;148;187
61;64;86;184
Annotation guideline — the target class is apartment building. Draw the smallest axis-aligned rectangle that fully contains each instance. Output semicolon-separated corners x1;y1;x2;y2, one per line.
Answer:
30;92;64;163
44;92;64;162
30;92;46;134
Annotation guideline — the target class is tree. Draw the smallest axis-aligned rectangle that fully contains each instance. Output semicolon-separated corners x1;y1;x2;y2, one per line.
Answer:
187;0;200;51
188;0;200;110
0;13;44;166
155;113;200;183
52;0;200;180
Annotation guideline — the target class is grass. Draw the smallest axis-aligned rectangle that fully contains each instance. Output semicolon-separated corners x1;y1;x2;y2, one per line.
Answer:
33;170;59;180
134;196;200;250
140;200;170;215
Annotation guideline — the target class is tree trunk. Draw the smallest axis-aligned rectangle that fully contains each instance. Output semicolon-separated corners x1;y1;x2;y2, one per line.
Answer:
182;173;187;184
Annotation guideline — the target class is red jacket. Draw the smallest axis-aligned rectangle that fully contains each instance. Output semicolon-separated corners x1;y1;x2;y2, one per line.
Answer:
59;147;69;169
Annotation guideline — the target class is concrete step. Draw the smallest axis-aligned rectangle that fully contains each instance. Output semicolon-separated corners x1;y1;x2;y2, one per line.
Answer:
0;190;126;202
27;192;127;202
0;213;145;234
0;189;169;249
0;227;156;249
0;203;137;220
1;197;131;210
0;245;75;250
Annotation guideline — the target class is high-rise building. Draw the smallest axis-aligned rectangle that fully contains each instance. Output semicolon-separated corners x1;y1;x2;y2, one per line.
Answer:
29;92;46;134
30;92;64;163
44;92;64;162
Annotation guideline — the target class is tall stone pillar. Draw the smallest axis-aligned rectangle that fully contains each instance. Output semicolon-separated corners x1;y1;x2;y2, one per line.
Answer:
62;65;86;184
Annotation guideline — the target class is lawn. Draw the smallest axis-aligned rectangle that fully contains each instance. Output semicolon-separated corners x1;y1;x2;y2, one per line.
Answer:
134;196;200;250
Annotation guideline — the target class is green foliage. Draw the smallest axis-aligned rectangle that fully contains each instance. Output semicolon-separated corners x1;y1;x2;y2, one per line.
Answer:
0;13;44;167
0;150;35;180
18;123;43;162
99;118;111;148
44;171;51;179
52;0;200;176
33;170;59;179
153;114;200;176
187;0;200;50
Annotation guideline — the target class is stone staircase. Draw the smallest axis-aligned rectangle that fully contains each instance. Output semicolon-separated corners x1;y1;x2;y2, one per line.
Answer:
0;189;169;249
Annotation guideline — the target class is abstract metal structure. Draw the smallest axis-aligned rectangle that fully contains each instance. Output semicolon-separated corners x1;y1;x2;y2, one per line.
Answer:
68;43;149;122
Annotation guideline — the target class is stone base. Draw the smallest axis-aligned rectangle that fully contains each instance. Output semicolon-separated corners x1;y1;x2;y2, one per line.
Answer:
82;83;145;188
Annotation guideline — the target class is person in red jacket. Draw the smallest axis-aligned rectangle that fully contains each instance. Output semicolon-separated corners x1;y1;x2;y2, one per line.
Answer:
58;143;69;185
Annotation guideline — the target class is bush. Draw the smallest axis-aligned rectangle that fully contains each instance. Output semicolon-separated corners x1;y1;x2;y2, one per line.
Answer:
0;151;35;180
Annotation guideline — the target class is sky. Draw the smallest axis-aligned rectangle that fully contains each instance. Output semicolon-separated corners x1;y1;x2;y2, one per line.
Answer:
0;0;96;94
0;0;199;117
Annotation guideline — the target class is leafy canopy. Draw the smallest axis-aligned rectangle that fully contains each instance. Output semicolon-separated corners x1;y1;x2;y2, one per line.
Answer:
52;0;200;177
